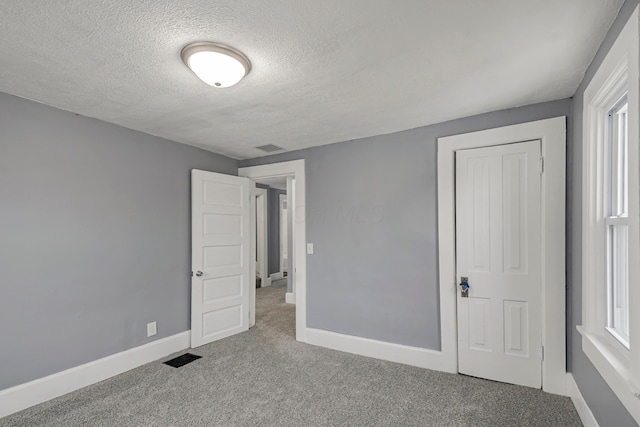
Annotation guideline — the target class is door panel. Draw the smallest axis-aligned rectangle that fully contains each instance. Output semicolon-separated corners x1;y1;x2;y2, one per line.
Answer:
468;298;491;351
469;156;491;272
203;276;243;302
192;170;250;348
502;153;528;274
456;140;542;388
504;300;529;356
204;213;242;236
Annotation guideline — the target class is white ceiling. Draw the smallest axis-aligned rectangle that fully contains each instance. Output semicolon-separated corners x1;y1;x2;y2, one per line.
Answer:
0;1;624;160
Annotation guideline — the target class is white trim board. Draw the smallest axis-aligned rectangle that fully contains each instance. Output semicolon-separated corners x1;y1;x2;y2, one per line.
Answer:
306;328;455;372
255;187;269;287
249;184;257;327
566;373;600;427
239;159;307;342
437;117;567;395
0;331;190;419
285;292;295;304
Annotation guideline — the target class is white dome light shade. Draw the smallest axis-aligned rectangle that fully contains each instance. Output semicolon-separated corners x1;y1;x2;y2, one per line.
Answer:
181;42;251;88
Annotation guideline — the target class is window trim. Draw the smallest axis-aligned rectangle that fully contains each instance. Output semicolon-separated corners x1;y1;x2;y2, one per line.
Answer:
579;6;640;422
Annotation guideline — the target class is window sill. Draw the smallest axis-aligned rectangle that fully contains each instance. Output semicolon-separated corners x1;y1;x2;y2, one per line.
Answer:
577;325;640;422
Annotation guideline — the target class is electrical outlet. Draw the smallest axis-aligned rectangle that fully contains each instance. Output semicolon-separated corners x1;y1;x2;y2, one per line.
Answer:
307;243;314;254
147;321;157;337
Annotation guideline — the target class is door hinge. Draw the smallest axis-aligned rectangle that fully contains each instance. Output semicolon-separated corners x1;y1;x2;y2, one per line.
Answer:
539;345;545;361
539;156;544;174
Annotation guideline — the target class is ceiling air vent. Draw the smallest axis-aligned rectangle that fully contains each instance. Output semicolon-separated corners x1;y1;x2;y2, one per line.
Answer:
255;144;285;153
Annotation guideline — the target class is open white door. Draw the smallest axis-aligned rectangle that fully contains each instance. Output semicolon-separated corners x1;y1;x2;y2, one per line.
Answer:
456;140;542;388
191;169;251;348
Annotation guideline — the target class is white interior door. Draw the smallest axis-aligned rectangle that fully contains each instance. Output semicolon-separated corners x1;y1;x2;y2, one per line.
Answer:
191;169;250;348
455;140;542;388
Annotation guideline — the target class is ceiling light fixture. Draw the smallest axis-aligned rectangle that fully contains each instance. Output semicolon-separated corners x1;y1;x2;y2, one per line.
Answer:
181;41;251;88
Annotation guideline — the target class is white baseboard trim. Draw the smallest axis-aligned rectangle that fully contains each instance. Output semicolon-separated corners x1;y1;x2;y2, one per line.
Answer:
270;272;283;280
566;373;599;427
305;328;456;373
0;331;190;419
285;292;295;304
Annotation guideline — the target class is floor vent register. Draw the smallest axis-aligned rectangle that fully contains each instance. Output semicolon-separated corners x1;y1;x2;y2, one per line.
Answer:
163;353;202;368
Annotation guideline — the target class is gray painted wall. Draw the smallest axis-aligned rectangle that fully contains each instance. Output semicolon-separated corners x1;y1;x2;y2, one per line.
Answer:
0;92;238;390
240;99;571;349
567;1;638;425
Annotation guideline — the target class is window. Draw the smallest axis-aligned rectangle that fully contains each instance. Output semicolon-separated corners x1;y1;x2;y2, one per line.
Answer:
605;95;629;348
579;5;639;422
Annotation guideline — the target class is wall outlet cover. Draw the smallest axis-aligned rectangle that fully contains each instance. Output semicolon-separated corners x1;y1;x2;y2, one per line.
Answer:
147;321;157;337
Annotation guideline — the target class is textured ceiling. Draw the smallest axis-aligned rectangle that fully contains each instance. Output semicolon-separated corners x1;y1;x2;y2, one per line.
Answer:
0;0;624;159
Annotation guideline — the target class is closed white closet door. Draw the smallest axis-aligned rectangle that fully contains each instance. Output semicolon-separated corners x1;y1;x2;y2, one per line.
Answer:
456;140;542;388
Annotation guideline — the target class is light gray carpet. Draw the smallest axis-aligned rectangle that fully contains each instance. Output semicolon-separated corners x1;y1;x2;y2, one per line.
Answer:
2;279;581;426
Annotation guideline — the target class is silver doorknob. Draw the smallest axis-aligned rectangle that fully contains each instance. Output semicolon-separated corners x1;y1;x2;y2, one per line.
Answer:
195;271;203;277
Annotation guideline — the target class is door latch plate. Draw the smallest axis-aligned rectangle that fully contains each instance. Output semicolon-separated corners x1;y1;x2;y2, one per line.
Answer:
460;277;469;298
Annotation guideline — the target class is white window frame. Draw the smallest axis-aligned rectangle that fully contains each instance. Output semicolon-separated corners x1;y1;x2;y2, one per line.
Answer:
578;6;640;422
605;94;630;350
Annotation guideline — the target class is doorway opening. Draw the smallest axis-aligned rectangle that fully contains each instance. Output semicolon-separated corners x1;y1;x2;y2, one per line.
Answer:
190;160;307;348
239;160;307;342
253;177;289;295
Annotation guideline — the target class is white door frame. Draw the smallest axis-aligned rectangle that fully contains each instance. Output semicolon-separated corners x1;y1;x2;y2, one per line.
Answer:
279;193;287;276
437;117;566;395
287;177;296;305
239;159;307;342
255;187;270;287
